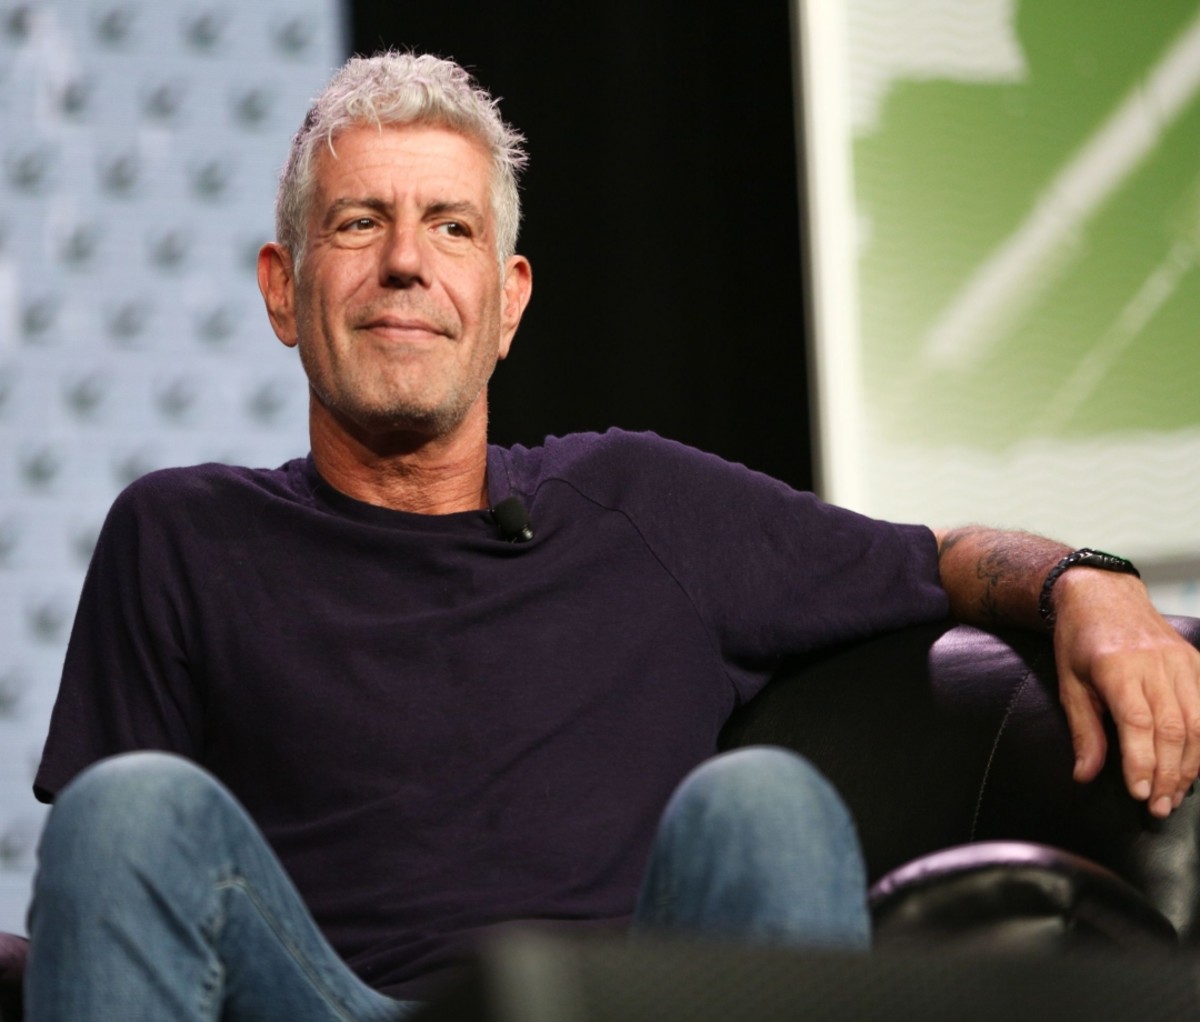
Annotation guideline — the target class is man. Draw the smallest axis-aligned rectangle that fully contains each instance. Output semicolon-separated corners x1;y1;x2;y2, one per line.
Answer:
24;51;1200;1020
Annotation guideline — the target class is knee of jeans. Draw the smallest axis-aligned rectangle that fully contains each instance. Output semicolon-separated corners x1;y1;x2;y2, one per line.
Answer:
40;752;223;868
672;746;850;827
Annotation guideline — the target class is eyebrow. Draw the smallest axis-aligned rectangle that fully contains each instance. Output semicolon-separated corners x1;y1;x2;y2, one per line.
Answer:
425;200;485;224
322;197;389;228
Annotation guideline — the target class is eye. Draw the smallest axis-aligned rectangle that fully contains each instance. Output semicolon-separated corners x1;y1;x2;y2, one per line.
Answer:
341;217;377;232
435;221;471;238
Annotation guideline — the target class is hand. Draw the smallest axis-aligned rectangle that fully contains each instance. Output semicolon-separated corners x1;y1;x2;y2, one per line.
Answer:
1052;569;1200;818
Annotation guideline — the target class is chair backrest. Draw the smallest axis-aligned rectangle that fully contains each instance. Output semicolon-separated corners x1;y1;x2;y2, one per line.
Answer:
720;617;1200;943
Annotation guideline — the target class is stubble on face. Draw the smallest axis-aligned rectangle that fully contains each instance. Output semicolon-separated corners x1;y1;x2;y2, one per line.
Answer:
294;280;500;441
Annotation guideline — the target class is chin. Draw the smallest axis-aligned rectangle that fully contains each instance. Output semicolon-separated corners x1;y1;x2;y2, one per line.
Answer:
314;379;479;442
355;401;467;440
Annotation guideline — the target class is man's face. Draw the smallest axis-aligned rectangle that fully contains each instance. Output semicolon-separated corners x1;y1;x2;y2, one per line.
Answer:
260;123;531;442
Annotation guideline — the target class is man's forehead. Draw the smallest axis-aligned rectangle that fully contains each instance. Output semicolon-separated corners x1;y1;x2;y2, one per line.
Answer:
310;124;487;210
320;122;489;175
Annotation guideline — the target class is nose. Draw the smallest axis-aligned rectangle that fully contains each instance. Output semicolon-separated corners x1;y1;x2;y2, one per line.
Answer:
379;225;429;289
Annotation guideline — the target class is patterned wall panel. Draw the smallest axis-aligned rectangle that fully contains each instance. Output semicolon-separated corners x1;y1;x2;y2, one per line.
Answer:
0;0;346;933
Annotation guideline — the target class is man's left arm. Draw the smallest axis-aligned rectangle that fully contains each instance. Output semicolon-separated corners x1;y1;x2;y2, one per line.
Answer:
935;526;1200;819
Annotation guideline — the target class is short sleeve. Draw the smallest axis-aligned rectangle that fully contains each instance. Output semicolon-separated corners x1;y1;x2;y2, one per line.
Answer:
533;431;948;700
34;472;206;802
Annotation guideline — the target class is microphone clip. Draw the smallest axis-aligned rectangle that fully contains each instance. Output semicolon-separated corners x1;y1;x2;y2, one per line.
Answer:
490;496;534;543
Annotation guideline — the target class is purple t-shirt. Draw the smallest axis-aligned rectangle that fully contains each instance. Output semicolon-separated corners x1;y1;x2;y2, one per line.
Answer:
35;430;946;999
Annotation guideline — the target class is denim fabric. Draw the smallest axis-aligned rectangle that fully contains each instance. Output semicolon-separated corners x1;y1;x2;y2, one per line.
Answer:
26;754;419;1022
634;746;871;949
26;747;867;1020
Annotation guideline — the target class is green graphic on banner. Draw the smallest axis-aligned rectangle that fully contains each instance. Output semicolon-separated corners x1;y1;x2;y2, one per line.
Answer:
857;3;1200;447
837;0;1200;563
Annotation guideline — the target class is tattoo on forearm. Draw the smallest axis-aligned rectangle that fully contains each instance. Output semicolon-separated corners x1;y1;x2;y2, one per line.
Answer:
937;526;984;561
938;526;1062;626
976;547;1011;623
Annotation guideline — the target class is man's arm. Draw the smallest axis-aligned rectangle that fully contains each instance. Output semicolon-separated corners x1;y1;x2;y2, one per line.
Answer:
934;526;1200;819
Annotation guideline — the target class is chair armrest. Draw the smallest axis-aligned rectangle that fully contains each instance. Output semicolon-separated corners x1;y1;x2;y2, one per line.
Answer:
0;932;26;1022
720;617;1200;943
869;840;1179;952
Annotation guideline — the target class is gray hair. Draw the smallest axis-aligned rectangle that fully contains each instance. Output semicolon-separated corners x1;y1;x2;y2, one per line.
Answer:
275;51;527;273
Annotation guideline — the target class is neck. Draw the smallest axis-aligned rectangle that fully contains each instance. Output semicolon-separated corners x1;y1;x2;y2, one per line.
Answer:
308;397;491;515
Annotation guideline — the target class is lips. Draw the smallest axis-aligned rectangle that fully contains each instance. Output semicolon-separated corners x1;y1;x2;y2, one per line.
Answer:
365;315;440;332
360;314;452;340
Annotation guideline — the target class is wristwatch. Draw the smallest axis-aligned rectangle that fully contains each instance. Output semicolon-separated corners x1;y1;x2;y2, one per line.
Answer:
1038;547;1141;626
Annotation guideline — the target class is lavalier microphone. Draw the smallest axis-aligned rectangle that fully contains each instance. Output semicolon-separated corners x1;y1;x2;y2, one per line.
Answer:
490;496;534;542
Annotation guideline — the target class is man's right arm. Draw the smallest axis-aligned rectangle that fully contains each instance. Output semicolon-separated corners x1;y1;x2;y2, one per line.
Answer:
35;478;204;802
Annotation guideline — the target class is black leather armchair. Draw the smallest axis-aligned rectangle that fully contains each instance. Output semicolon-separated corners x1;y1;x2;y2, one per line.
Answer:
3;617;1198;1018
721;616;1200;951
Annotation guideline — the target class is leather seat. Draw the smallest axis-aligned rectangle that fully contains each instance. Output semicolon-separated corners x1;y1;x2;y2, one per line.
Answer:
721;616;1200;949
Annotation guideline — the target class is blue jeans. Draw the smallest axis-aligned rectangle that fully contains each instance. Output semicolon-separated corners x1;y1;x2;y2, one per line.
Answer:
26;747;868;1020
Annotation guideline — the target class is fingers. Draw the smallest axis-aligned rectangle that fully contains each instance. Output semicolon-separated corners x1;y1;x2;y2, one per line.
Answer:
1173;662;1200;806
1058;671;1108;784
1136;675;1184;818
1137;645;1200;816
1050;570;1200;816
1091;644;1200;818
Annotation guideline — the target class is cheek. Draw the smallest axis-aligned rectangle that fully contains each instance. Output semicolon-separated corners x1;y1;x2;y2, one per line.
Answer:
463;277;505;328
302;255;368;309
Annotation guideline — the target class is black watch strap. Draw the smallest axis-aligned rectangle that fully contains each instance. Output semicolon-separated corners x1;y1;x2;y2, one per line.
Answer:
1038;547;1141;626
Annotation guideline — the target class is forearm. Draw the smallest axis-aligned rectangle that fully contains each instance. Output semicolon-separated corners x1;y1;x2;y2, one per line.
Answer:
935;524;1200;818
933;525;1071;630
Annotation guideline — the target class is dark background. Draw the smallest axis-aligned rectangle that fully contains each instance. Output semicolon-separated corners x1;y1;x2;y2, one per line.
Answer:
350;2;815;491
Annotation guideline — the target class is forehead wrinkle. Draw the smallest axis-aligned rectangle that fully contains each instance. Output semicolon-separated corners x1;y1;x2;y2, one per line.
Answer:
310;125;498;250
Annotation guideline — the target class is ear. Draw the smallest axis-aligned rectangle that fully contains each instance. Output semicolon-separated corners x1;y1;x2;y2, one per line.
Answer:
497;255;533;361
257;243;299;348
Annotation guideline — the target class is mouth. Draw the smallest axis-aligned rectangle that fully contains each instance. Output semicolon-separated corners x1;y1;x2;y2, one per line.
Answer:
360;315;449;341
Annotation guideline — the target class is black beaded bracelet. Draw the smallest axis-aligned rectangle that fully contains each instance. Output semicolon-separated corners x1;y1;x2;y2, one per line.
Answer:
1038;547;1141;627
